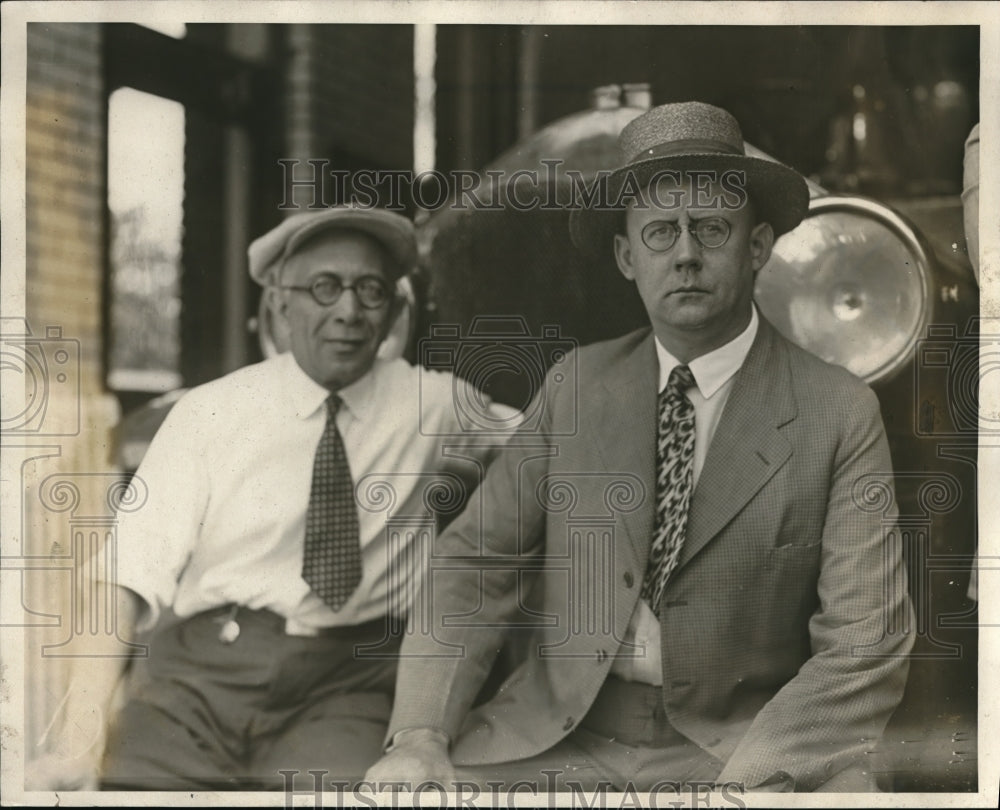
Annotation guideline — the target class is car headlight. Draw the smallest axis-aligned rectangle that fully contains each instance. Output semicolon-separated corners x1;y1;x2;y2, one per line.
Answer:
755;196;935;384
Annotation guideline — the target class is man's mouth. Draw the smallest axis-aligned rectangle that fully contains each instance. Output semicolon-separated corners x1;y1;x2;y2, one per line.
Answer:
324;337;366;349
669;287;709;296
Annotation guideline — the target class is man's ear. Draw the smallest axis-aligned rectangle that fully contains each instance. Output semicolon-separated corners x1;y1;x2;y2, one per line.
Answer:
377;280;407;341
749;221;775;271
614;233;636;281
264;285;288;319
388;284;405;327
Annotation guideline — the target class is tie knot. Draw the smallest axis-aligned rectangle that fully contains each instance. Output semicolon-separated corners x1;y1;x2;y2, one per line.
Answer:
325;394;343;419
667;364;696;396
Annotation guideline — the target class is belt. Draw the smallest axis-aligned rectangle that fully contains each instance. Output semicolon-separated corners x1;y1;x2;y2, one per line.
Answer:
201;604;403;645
580;675;689;748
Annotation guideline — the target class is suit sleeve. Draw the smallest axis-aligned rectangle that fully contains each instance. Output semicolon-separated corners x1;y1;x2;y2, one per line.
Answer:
385;368;557;742
716;386;914;791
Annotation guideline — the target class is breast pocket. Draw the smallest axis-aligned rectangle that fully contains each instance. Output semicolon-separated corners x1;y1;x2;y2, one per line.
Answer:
767;541;822;576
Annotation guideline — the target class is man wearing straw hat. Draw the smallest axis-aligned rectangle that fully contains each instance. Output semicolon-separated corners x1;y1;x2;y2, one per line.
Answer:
369;102;913;794
27;206;516;791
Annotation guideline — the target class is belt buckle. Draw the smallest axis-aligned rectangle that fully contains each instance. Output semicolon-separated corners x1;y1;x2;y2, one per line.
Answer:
214;605;241;644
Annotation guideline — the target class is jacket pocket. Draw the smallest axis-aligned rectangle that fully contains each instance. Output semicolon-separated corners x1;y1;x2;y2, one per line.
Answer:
767;541;822;572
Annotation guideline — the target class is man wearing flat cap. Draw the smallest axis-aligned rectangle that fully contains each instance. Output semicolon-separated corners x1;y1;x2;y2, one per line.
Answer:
368;102;913;793
29;206;517;790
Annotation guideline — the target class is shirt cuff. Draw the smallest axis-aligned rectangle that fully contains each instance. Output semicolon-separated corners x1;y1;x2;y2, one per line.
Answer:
384;727;451;754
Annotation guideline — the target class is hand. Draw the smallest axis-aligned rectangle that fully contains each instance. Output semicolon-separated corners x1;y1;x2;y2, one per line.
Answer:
365;728;454;786
25;751;100;791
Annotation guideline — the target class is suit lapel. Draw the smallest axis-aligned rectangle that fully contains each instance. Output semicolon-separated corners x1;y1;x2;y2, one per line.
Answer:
593;331;659;575
678;319;797;571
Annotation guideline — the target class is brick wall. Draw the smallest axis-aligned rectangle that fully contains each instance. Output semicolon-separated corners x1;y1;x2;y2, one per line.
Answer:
284;24;414;207
23;22;120;753
26;23;106;377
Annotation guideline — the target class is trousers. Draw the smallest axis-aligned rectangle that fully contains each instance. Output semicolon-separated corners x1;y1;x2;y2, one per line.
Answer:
101;606;401;790
453;675;876;793
450;676;724;792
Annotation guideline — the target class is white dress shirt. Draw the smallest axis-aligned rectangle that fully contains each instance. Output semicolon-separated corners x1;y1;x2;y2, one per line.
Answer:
113;351;516;636
611;306;760;684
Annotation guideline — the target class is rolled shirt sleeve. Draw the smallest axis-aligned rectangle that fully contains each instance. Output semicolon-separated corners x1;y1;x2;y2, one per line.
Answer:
110;391;208;633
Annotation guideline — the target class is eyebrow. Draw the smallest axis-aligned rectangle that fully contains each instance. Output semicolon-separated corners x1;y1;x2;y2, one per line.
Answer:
303;269;387;279
645;213;730;222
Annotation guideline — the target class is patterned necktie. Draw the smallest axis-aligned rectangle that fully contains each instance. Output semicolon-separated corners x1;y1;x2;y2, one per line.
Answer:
641;364;697;616
302;394;362;611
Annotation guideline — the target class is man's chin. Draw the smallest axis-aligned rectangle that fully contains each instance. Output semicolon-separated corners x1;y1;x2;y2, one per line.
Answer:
313;350;378;390
659;303;716;329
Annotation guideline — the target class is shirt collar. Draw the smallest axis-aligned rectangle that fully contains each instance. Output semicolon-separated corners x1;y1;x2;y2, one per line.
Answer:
281;350;377;422
654;305;759;398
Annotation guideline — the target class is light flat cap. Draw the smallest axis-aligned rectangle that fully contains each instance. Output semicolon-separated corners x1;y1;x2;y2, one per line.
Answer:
247;206;417;285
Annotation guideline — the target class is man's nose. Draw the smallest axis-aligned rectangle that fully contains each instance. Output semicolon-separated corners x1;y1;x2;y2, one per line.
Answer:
672;226;702;271
330;286;364;321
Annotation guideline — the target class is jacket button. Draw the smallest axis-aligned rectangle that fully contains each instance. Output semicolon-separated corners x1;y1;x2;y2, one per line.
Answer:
596;649;608;663
624;572;634;588
563;717;575;731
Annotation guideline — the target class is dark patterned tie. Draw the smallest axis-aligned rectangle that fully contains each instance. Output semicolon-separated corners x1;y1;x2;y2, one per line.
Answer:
302;394;362;611
641;364;697;616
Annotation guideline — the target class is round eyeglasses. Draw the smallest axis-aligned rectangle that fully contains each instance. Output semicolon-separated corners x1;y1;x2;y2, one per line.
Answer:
640;217;732;252
276;274;391;309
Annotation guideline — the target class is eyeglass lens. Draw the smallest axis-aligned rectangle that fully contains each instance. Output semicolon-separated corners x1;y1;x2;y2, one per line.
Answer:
310;275;389;308
641;218;731;251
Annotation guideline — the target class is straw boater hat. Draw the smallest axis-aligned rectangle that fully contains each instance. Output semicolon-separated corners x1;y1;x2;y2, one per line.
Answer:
247;205;416;285
569;101;809;257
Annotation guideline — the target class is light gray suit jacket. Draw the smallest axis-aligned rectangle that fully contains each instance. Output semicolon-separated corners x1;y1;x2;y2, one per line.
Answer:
389;317;913;791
